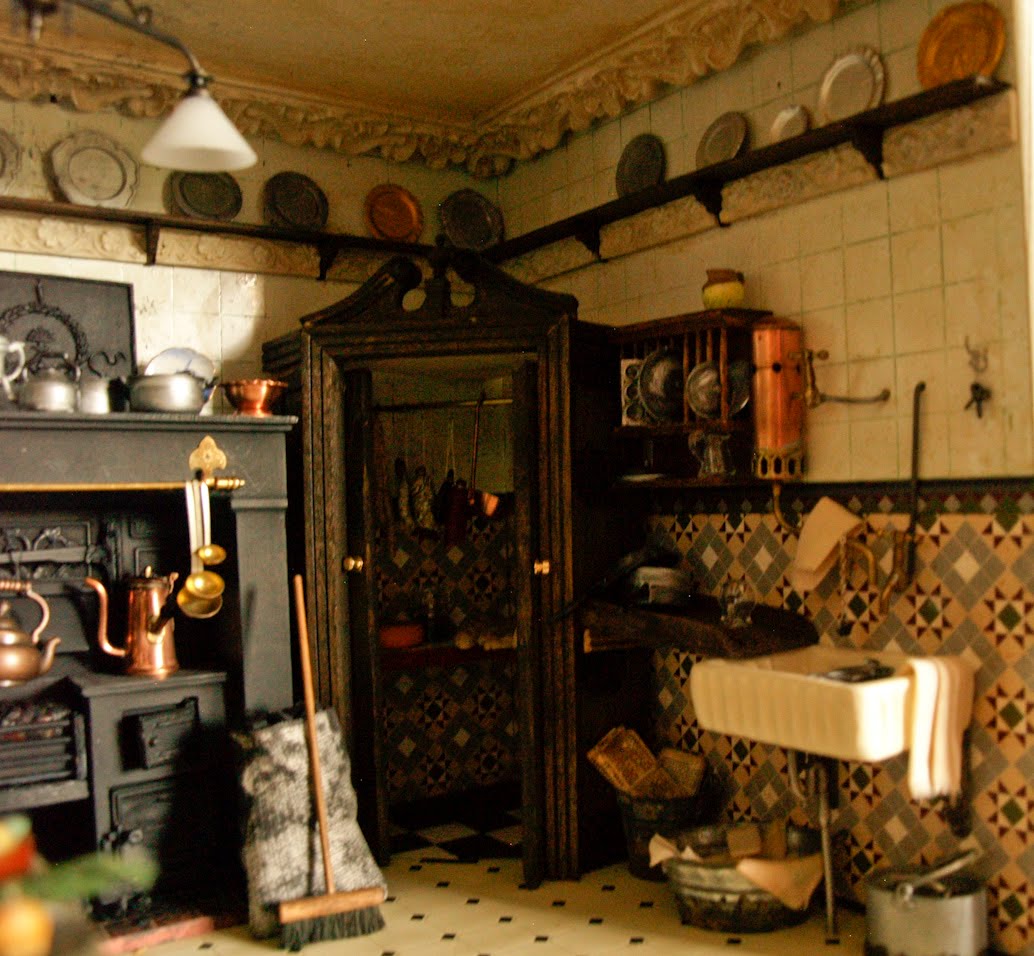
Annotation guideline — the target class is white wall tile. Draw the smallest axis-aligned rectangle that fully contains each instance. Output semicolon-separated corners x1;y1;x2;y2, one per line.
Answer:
805;419;852;481
845;238;892;303
841;180;888;244
894;287;945;354
889;170;940;233
943;278;999;348
891;227;943;293
800;249;845;311
941;211;998;283
650;92;684;141
846;297;894;359
850;418;899;479
846;355;896;419
752;44;794;106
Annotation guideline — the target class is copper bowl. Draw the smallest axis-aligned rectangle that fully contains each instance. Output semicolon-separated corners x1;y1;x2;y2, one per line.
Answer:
221;379;287;416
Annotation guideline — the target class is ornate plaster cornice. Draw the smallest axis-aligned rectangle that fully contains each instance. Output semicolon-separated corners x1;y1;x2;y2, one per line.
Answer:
0;0;842;176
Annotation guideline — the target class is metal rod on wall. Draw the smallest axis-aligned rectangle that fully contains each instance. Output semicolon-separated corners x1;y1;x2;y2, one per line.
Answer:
374;397;513;414
0;477;246;493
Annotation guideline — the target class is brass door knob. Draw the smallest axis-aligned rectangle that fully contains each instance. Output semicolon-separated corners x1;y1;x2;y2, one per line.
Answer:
342;556;365;572
533;560;551;576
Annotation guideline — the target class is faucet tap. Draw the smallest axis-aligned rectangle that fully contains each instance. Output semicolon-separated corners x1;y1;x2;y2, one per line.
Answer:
839;532;876;587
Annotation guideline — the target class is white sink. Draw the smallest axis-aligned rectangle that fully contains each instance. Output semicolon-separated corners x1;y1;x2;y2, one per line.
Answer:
690;645;913;762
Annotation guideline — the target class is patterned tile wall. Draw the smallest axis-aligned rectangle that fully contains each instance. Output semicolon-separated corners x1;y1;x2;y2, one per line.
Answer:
646;479;1034;955
375;511;520;804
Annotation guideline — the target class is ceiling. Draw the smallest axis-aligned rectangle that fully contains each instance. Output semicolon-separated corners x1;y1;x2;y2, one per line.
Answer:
1;0;845;174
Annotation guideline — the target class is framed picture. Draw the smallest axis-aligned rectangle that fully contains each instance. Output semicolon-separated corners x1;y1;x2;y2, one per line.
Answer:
0;271;135;380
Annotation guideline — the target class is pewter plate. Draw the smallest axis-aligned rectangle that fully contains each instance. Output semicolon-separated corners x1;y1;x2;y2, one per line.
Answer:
169;171;242;221
50;130;138;208
817;48;885;125
263;171;328;230
0;130;21;197
770;105;810;143
696;112;749;169
685;359;751;419
637;348;683;424
439;189;504;251
616;133;666;197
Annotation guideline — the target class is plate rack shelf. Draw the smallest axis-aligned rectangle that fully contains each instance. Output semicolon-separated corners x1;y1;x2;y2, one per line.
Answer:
612;307;771;487
486;76;1008;262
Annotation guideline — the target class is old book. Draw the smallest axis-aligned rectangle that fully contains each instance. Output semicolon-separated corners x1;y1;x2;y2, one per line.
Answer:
588;726;660;793
659;747;706;797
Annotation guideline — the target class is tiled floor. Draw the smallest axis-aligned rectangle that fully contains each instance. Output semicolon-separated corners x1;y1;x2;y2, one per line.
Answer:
388;794;523;861
139;850;867;956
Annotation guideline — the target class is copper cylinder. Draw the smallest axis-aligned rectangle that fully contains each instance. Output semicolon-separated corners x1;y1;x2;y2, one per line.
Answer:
752;318;805;480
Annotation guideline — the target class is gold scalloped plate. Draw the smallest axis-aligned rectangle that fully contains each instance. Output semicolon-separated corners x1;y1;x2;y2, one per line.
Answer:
364;183;424;243
917;1;1005;90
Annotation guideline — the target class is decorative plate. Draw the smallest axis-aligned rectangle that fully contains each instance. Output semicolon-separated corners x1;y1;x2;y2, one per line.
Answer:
0;130;21;196
616;134;666;197
144;347;217;397
50;130;138;209
364;184;424;243
816;48;885;125
917;1;1005;90
637;349;683;424
685;359;751;419
169;171;242;221
439;189;504;251
696;112;749;169
263;171;329;230
770;105;811;143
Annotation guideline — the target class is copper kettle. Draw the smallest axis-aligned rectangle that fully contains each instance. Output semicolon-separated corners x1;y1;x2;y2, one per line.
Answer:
0;582;60;686
84;569;180;678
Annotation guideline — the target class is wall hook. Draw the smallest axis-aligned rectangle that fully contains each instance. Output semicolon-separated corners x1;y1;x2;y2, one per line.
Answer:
964;337;988;374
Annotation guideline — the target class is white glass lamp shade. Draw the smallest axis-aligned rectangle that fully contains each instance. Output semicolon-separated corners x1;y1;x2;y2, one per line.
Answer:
141;87;256;171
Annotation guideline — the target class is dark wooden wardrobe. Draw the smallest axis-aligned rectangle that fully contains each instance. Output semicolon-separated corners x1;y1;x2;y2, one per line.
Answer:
263;245;650;886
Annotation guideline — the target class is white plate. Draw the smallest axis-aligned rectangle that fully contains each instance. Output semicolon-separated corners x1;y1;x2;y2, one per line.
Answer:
50;130;138;208
144;348;217;392
816;48;885;125
617;473;667;483
770;105;810;143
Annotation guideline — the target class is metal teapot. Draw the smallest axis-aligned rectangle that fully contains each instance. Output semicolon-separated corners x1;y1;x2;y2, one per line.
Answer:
0;582;60;686
83;568;180;678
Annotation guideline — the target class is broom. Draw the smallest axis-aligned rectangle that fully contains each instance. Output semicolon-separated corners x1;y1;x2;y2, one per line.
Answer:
278;574;386;950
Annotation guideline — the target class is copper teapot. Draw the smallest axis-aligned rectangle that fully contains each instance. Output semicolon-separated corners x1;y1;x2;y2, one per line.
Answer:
0;582;60;686
84;569;180;678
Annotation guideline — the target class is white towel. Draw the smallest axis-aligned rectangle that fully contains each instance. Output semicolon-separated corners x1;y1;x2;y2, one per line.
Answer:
790;497;862;592
907;656;975;800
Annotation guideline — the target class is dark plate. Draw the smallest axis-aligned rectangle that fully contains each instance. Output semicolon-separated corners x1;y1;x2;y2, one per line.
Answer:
616;133;666;197
685;359;751;419
439;189;504;251
169;171;242;221
263;171;329;230
637;349;683;423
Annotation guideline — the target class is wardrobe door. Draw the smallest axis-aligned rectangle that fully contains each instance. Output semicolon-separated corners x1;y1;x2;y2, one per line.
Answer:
341;367;390;865
512;360;545;887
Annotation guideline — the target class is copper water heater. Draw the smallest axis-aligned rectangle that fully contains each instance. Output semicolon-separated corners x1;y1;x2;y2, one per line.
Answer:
752;318;805;481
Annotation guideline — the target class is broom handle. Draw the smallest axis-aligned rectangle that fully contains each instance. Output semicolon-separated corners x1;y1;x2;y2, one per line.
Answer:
292;574;336;895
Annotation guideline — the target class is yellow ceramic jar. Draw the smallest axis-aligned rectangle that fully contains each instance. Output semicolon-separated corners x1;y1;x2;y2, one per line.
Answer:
701;269;746;310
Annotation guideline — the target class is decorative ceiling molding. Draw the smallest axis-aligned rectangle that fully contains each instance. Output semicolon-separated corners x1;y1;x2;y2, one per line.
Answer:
0;0;842;176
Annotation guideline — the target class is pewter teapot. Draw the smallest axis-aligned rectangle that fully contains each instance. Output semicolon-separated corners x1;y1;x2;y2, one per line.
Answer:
0;583;60;686
84;569;180;678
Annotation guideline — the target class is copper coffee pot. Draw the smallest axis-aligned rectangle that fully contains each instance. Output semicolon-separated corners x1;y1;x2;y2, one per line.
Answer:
84;568;180;678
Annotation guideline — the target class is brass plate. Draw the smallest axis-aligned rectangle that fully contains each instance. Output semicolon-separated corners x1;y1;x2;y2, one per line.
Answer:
917;1;1005;90
364;183;424;243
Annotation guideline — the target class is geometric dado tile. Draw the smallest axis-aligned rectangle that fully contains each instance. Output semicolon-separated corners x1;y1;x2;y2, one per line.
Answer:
648;484;1034;956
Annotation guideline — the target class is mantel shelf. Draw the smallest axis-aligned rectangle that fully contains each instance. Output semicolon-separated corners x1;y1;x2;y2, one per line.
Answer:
486;76;1010;263
0;196;434;280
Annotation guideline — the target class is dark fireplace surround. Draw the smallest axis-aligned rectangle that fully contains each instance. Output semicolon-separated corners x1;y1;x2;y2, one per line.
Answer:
0;411;294;915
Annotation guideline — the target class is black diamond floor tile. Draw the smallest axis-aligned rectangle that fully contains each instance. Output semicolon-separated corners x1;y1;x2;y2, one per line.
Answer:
435;833;522;861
